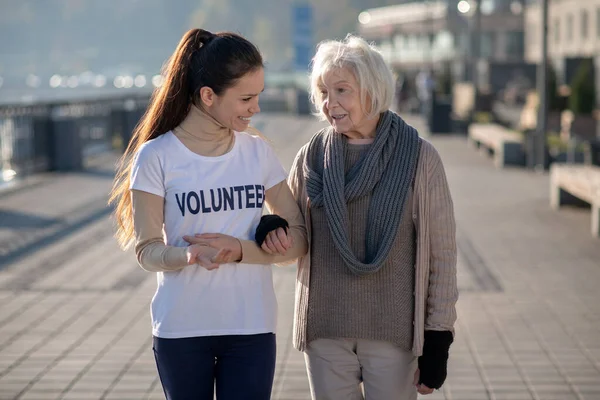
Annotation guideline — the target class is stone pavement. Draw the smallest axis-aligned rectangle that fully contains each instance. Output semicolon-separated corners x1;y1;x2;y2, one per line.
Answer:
0;114;599;400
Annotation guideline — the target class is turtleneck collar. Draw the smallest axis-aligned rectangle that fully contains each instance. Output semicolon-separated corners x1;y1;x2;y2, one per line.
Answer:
173;104;235;157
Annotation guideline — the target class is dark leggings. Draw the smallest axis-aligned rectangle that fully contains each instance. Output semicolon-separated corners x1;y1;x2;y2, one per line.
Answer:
153;333;276;400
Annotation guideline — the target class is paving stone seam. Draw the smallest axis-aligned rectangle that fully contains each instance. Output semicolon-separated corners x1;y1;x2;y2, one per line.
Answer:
59;302;150;399
11;291;132;399
0;292;105;380
481;299;543;400
0;292;49;332
510;300;587;400
271;316;296;398
0;291;78;354
0;221;115;290
98;336;154;400
457;229;503;293
539;298;600;374
0;199;113;272
457;308;497;400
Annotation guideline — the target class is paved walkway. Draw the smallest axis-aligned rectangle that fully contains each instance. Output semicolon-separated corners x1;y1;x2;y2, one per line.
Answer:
0;114;599;400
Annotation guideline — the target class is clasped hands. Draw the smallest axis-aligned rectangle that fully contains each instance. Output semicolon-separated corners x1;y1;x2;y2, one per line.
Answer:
183;226;292;270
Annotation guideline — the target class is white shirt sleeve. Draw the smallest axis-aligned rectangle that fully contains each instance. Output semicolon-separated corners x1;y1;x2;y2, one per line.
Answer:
130;143;165;197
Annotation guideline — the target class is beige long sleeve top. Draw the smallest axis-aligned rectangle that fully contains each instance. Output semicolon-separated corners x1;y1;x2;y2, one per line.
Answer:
132;105;307;272
288;138;459;356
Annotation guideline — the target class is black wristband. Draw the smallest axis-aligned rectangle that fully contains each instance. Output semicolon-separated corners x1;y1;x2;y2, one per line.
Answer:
418;330;454;390
255;215;289;246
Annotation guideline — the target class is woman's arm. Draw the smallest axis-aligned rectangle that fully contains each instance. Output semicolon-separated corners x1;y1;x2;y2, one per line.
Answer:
133;190;231;271
184;147;309;266
184;180;308;265
238;145;309;265
238;179;308;265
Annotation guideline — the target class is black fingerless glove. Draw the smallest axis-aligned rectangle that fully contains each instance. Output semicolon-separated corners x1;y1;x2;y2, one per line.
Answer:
254;215;289;246
418;330;454;390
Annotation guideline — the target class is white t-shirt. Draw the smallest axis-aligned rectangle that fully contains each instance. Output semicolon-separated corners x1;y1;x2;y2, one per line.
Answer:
130;131;287;338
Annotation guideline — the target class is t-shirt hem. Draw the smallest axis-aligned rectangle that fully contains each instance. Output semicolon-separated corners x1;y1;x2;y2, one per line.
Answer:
152;327;276;338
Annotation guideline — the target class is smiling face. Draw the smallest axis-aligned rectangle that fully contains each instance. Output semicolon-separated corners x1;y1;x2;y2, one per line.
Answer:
201;67;264;131
317;67;379;139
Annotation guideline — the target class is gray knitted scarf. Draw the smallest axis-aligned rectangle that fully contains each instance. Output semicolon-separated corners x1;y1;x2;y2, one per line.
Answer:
304;111;421;275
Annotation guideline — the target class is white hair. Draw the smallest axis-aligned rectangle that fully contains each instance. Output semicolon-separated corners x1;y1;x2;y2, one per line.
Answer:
309;34;395;120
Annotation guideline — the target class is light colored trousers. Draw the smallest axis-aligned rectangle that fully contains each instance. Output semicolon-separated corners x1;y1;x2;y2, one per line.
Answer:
304;338;418;400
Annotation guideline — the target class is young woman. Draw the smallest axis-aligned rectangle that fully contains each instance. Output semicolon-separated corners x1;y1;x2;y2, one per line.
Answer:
109;29;307;400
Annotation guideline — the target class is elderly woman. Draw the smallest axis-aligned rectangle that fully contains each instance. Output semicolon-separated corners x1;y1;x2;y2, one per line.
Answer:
286;35;459;399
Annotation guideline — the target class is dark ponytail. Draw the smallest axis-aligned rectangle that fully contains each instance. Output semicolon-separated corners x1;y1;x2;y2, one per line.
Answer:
188;31;263;97
110;28;263;248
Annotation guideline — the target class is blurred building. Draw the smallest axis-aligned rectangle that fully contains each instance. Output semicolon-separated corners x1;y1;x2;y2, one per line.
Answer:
525;0;600;93
357;0;528;94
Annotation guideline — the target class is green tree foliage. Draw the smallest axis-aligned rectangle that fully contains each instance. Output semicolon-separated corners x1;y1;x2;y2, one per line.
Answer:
568;60;596;115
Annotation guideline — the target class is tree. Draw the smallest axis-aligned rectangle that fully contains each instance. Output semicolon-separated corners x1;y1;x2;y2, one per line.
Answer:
568;59;596;115
546;63;559;111
436;63;453;97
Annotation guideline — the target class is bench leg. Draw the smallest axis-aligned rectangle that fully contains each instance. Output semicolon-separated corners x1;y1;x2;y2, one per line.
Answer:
494;147;504;168
593;204;600;237
497;142;525;168
550;185;589;210
550;183;561;210
467;136;480;149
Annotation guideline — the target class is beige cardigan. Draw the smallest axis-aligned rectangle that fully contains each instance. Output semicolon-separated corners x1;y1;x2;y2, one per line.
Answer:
287;138;459;356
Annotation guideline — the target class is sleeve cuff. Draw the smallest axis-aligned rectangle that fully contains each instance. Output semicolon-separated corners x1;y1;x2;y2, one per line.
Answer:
239;239;276;264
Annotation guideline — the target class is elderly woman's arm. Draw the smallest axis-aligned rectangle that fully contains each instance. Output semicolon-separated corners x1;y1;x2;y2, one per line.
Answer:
237;178;308;265
418;147;458;391
184;147;309;266
426;152;458;331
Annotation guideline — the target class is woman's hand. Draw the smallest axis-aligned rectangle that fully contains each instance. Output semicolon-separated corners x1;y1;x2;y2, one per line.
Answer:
185;243;234;270
184;233;243;262
261;227;293;255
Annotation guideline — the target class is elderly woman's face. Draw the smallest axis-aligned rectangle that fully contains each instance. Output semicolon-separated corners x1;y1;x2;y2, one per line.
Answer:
318;67;377;139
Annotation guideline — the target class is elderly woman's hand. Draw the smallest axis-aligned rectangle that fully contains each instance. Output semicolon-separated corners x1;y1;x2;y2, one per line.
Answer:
415;330;453;393
254;214;292;256
413;369;434;395
261;227;293;255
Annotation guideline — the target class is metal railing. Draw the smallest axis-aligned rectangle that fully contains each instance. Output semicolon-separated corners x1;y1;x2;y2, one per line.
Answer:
0;86;310;184
0;95;150;183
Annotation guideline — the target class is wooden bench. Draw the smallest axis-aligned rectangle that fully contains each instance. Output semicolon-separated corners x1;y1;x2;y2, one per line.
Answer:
467;123;526;168
550;164;600;237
